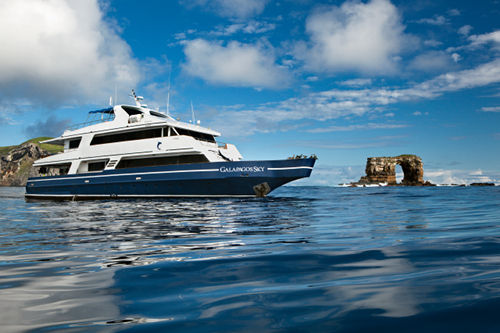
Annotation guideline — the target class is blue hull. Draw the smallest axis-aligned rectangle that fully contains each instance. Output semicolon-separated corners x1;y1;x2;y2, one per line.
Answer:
25;158;315;199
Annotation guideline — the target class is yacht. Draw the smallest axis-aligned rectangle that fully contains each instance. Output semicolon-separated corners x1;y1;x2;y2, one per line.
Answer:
25;91;316;199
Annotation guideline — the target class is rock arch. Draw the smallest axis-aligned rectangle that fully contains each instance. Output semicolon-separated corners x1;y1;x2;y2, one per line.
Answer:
357;155;426;185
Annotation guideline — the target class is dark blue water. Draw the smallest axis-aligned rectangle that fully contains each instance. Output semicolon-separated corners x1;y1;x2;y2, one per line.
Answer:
1;186;500;332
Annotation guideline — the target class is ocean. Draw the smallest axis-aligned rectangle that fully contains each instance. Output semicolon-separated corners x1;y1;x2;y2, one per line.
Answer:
1;186;500;332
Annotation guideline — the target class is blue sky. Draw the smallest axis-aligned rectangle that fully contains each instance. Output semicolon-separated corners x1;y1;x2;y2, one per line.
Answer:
0;0;499;185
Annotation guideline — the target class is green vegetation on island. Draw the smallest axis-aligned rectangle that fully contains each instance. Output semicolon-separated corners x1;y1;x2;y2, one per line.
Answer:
0;137;63;186
0;137;63;156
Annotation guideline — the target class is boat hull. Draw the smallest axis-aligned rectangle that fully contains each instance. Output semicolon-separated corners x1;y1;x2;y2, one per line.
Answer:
25;158;315;200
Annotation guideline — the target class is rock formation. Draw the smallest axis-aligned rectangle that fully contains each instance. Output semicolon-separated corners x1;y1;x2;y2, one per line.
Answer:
0;143;48;186
356;155;433;186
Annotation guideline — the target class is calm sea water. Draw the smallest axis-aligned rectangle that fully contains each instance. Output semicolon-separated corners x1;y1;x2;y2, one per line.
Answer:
1;186;500;332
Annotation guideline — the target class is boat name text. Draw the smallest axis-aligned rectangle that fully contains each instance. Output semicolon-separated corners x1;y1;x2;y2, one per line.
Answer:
219;166;265;173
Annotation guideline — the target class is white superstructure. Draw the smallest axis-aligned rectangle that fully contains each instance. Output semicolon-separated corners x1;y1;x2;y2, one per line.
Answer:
33;94;243;177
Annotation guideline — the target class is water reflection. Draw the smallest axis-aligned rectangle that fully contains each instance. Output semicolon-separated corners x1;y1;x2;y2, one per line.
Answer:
1;186;500;331
22;197;318;268
0;251;119;332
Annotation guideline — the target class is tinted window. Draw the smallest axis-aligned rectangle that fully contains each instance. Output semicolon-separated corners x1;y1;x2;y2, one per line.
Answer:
88;161;106;171
122;106;143;115
69;138;81;149
150;111;168;118
116;155;208;169
91;128;162;145
173;127;215;143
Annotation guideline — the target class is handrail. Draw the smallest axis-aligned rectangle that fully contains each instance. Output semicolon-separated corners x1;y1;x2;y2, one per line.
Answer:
67;114;115;131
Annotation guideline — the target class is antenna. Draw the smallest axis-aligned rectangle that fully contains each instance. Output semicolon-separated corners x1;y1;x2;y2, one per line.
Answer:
114;85;117;105
166;70;171;117
131;89;143;107
166;87;170;117
191;101;196;124
109;96;113;106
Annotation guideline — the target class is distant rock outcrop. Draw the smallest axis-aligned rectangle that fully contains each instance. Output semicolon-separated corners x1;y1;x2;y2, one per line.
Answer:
0;143;48;186
355;155;433;186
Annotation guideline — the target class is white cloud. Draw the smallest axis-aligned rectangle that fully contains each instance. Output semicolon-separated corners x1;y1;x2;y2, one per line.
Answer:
182;39;290;89
447;9;461;16
210;58;500;137
408;51;454;73
480;106;500;112
423;39;442;47
340;78;373;86
181;0;268;20
302;166;499;187
305;76;319;82
298;135;406;150
425;169;498;185
451;53;461;63
406;58;500;97
470;169;483;176
299;164;364;186
415;15;448;26
210;21;275;36
0;0;140;107
297;0;407;74
425;170;467;185
448;29;500;53
458;25;473;36
468;30;500;49
307;123;407;133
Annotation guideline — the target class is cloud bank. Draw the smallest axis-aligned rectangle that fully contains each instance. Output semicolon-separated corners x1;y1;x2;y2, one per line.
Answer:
211;58;500;137
183;39;290;88
24;116;71;138
296;0;407;75
0;0;140;107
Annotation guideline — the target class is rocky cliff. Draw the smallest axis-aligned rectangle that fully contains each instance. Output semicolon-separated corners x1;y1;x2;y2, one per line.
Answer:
356;155;433;186
0;139;59;186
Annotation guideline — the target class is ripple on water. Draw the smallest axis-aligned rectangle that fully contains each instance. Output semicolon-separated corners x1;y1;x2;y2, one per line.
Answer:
0;186;500;331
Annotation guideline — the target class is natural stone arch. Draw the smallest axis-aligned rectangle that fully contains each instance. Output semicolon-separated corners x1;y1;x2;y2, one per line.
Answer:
396;156;424;185
357;155;425;185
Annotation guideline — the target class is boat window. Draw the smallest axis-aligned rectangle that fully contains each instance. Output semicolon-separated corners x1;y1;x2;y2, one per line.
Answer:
88;161;106;172
90;128;162;145
150;111;168;118
116;155;209;169
122;106;144;116
168;127;178;136
36;163;71;176
173;127;215;143
69;138;81;149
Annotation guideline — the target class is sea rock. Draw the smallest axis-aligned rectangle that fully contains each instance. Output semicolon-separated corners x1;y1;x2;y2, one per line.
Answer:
355;155;433;186
0;143;48;186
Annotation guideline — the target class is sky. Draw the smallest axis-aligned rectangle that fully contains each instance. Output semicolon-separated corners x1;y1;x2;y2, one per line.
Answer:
0;0;499;185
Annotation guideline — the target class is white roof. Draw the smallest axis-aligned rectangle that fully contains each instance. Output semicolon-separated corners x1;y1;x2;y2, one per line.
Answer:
42;104;221;145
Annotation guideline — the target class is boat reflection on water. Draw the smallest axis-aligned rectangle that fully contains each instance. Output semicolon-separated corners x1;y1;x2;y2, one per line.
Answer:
23;196;318;267
1;193;318;331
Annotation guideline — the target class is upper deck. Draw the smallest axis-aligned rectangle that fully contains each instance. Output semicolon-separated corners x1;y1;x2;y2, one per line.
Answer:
41;104;221;146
